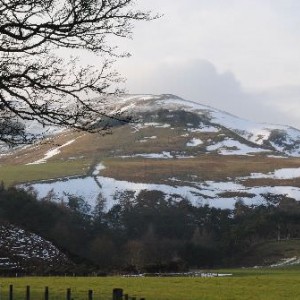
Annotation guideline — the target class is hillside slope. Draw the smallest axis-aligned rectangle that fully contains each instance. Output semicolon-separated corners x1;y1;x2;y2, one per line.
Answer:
0;94;300;210
0;222;71;273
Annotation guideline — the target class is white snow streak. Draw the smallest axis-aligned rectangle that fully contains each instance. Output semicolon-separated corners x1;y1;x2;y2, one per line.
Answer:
27;139;75;165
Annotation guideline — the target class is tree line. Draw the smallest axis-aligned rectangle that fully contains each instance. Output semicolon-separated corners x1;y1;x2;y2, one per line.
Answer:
0;185;300;274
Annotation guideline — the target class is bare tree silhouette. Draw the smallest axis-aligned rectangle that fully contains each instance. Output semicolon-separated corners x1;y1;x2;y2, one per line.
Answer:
0;0;155;145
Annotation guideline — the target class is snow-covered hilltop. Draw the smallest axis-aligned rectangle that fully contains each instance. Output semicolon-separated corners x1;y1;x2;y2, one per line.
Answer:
106;94;300;157
3;93;300;157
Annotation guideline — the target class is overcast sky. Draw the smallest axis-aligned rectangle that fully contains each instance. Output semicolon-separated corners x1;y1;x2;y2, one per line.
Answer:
115;0;300;128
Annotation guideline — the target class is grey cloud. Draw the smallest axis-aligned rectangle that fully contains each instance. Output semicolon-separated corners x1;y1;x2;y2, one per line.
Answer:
127;59;244;105
125;59;300;129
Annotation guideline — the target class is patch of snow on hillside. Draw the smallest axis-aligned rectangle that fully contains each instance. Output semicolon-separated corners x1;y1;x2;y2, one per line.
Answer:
28;176;207;210
207;108;300;156
121;94;160;102
210;111;276;145
140;136;158;143
132;122;171;131
188;123;219;133
200;197;265;210
114;102;137;114
249;168;300;179
270;257;300;267
0;224;65;262
25;175;300;211
121;152;173;159
92;163;106;176
248;186;300;200
187;138;203;147
285;127;300;139
145;122;171;128
270;139;300;157
175;155;195;159
206;139;268;155
27;139;75;165
159;98;212;112
199;126;219;133
25;120;64;137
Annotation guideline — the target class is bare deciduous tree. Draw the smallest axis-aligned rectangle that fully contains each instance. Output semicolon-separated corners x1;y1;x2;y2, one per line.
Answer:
0;0;155;145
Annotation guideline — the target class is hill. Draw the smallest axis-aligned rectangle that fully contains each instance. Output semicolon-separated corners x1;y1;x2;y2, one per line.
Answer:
1;94;300;270
0;94;299;211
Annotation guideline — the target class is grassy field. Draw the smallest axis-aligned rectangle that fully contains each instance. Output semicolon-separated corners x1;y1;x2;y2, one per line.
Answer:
0;160;91;186
1;268;300;299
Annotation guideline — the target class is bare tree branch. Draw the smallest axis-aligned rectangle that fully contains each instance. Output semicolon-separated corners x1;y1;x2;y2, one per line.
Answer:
0;0;158;146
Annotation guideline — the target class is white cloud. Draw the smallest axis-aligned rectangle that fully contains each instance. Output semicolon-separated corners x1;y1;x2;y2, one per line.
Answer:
113;0;300;129
120;0;300;89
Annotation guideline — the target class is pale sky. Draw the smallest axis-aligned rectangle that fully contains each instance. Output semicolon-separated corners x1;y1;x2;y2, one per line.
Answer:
115;0;300;128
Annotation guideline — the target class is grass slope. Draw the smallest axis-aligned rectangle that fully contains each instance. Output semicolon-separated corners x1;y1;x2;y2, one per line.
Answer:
241;240;300;267
1;124;300;187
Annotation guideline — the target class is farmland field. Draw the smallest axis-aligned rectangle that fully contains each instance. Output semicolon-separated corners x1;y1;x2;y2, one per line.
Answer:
1;268;300;299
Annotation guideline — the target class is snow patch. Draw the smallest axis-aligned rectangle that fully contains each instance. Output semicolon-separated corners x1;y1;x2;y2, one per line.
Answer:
188;125;219;133
121;152;173;159
26;176;207;211
133;123;171;131
270;257;300;267
23;173;300;212
0;223;67;262
92;163;106;176
27;139;75;165
207;139;269;155
249;168;300;180
187;138;203;147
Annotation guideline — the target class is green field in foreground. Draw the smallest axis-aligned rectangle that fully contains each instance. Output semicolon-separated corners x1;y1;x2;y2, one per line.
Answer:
1;268;300;300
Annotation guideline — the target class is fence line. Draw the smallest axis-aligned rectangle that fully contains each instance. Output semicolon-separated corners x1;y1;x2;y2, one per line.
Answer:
6;285;144;300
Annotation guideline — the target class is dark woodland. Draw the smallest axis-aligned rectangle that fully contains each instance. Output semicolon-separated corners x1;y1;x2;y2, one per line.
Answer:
0;186;299;274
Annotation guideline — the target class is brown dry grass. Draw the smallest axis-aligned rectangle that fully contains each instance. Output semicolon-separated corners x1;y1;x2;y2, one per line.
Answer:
102;155;300;183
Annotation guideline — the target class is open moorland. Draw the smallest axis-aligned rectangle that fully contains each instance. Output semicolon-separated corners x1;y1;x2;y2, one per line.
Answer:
1;126;300;187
